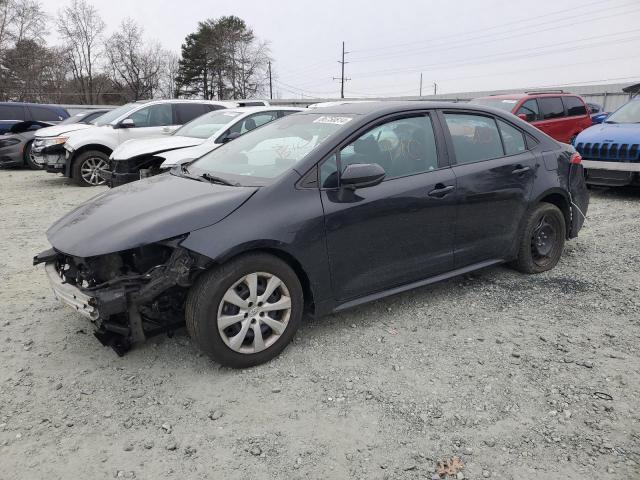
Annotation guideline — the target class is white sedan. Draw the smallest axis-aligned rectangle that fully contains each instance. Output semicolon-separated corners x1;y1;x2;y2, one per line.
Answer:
107;106;303;187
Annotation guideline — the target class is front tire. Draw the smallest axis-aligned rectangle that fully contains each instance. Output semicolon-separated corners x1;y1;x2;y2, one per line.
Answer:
24;141;41;170
185;253;304;368
72;150;109;187
511;203;566;274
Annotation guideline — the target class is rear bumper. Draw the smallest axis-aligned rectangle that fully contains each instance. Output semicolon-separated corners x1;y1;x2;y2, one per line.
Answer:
582;160;640;186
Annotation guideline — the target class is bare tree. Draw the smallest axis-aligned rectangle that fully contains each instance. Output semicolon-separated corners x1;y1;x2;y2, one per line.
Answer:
56;0;105;104
235;39;270;98
105;18;165;101
0;0;13;58
10;0;47;44
157;50;179;99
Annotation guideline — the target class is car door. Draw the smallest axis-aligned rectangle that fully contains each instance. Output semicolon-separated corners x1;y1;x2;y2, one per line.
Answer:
117;103;175;143
319;113;457;301
440;111;538;268
534;97;568;142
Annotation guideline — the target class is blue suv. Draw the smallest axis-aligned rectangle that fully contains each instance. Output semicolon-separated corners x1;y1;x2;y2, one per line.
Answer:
574;98;640;186
0;102;69;134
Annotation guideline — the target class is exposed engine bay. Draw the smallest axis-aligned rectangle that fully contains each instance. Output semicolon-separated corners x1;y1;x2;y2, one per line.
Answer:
34;240;210;355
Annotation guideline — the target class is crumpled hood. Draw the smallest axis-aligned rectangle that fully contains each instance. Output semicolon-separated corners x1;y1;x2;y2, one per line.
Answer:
47;173;258;257
575;123;640;145
35;123;92;139
111;135;204;161
159;142;222;168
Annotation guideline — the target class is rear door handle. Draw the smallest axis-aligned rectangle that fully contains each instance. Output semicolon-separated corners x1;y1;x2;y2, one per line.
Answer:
512;165;531;175
428;184;455;198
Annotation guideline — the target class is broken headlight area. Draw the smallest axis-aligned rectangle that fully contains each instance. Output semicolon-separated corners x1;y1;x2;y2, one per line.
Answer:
109;155;166;187
36;240;210;356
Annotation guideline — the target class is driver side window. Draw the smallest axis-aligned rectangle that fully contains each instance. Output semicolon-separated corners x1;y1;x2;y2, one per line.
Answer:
129;104;173;128
320;115;438;187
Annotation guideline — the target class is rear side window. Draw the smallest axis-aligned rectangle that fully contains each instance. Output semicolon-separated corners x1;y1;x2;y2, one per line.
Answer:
538;97;565;120
563;96;587;116
444;113;503;164
497;120;526;155
28;106;63;121
175;103;209;124
0;104;26;120
516;99;539;122
130;103;173;127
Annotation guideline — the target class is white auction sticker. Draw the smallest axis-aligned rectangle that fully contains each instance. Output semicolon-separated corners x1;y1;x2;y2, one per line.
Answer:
313;116;353;125
501;100;518;104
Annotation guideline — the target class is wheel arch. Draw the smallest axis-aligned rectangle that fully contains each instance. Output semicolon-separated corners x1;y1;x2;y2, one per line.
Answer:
201;242;317;316
67;144;113;177
534;189;571;239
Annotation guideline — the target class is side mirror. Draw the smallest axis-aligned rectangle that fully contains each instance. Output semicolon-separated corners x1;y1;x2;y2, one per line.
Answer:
119;118;135;128
221;131;241;143
517;113;528;122
341;163;386;189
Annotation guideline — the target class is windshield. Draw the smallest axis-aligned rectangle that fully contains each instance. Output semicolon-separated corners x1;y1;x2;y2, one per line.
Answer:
93;103;139;126
189;113;352;181
174;110;241;139
57;114;84;126
469;98;519;112
605;100;640;123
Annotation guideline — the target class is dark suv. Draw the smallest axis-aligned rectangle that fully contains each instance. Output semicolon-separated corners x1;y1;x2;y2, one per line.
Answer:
0;102;69;134
35;102;589;368
470;91;592;144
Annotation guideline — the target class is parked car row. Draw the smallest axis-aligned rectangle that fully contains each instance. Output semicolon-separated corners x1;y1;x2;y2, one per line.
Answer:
32;100;590;367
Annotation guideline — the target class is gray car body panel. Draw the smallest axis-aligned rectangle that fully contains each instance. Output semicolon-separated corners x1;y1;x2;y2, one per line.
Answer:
46;173;258;257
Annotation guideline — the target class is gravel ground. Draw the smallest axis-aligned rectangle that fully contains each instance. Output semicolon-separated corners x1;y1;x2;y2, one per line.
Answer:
0;169;639;480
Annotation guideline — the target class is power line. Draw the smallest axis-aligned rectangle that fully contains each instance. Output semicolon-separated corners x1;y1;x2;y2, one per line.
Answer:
353;30;640;80
277;0;637;87
349;3;640;64
348;0;632;54
351;53;640;97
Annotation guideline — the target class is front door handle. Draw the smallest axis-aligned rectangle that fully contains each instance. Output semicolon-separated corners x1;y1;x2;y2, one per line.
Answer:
428;184;455;198
512;165;531;175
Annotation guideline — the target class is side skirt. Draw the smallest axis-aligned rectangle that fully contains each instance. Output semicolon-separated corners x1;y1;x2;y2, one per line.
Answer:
332;259;504;313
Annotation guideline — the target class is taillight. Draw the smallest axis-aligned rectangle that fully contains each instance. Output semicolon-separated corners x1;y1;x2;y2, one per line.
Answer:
570;152;582;164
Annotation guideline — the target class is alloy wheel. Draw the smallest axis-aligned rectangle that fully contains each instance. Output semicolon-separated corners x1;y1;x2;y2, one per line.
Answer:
216;272;292;354
80;157;108;185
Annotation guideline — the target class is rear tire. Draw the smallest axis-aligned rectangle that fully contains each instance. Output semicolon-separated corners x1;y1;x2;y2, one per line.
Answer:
72;150;109;187
185;253;304;368
511;203;566;274
24;141;41;170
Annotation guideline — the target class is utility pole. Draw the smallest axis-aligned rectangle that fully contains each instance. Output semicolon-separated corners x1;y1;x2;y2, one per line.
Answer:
268;61;273;100
419;73;423;97
433;82;438;96
333;41;350;99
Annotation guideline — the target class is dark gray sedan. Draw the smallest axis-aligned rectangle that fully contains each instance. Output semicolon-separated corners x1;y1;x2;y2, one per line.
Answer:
0;121;52;169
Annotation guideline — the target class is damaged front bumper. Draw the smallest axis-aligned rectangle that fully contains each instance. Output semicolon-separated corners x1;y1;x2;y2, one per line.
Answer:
32;141;66;172
45;262;100;320
35;243;206;355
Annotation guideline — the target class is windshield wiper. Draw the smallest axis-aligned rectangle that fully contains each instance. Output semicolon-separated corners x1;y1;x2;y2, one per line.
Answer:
604;120;617;124
200;172;239;186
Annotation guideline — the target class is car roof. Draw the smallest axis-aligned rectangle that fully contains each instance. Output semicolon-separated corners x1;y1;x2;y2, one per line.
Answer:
294;100;499;116
224;106;303;114
475;92;581;101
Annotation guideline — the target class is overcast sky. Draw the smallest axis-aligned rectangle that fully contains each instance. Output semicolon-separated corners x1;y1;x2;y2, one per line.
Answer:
39;0;640;98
